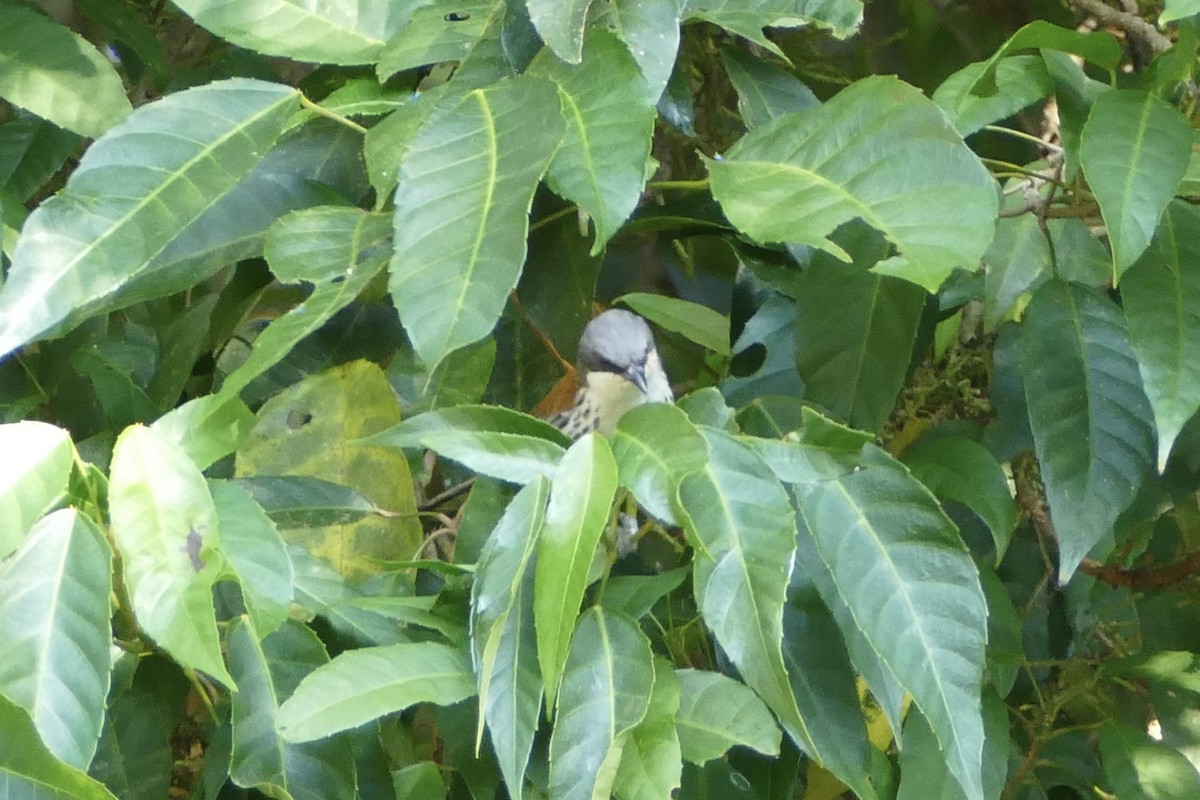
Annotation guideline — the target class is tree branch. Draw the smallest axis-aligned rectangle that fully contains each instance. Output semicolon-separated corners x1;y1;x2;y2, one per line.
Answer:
1068;0;1173;55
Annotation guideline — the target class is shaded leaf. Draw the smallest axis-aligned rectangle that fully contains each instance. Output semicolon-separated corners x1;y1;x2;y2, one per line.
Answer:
613;657;682;800
965;21;1120;98
1021;280;1153;581
709;76;997;292
600;568;689;621
234;475;378;529
378;0;502;79
722;46;820;129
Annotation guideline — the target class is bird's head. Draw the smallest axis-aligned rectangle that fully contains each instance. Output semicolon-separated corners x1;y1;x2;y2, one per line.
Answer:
576;309;672;402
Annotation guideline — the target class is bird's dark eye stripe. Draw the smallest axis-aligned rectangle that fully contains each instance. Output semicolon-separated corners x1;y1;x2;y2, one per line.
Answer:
596;356;622;374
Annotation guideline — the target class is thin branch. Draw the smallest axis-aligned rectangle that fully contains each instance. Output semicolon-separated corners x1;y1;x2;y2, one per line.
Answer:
1068;0;1173;55
1081;550;1200;590
509;291;574;373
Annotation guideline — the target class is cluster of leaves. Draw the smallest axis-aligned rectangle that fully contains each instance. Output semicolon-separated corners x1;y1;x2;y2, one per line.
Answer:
4;0;1200;799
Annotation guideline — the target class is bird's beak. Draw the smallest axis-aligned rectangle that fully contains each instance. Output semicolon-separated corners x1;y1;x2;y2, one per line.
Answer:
628;364;650;394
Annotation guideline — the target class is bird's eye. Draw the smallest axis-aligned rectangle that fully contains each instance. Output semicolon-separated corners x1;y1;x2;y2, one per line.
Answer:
596;357;622;374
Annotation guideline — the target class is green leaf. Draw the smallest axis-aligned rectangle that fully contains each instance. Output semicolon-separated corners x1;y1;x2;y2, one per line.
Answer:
0;420;73;558
0;693;118;800
684;0;863;53
526;0;592;63
0;1;131;136
721;293;804;406
172;0;415;64
933;55;1053;136
793;261;927;432
392;762;447;798
709;76;997;292
610;404;709;525
617;293;731;355
982;212;1052;330
587;0;680;103
1163;0;1200;23
215;207;392;402
1080;89;1192;278
388;75;564;370
389;338;497;416
276;641;475;742
151;395;256;472
600;568;689;621
0;116;80;204
1021;280;1154;581
964;21;1121;98
674;669;782;764
211;482;294;638
529;31;656;253
535;434;619;709
897;690;1010;800
88;657;175;800
470;477;548;800
0;79;298;356
1099;720;1200;799
676;429;815;756
233;475;379;529
109;424;235;687
721;47;819;129
227;617;356;798
0;509;112;769
1121;201;1200;471
548;608;655;800
792;447;989;800
613;657;682;800
902;436;1017;564
377;0;501;78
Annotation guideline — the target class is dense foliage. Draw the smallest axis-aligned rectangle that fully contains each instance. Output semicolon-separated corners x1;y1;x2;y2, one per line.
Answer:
3;0;1200;798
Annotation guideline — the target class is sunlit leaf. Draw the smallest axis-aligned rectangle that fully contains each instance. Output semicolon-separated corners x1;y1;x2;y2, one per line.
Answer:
675;669;782;764
0;420;73;558
212;482;294;638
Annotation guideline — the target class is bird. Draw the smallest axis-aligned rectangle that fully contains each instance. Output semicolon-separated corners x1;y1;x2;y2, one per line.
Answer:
534;309;673;438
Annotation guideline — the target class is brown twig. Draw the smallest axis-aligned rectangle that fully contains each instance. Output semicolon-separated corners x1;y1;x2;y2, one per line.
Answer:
508;291;574;373
1068;0;1173;55
1080;550;1200;590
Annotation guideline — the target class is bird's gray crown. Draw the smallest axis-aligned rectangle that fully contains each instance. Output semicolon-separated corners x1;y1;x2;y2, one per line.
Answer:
577;309;654;375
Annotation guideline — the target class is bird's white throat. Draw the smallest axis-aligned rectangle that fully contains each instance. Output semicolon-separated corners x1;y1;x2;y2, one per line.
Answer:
578;349;673;436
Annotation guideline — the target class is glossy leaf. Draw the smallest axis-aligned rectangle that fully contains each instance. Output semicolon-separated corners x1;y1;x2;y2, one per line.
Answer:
530;31;656;253
1121;201;1200;471
109;425;234;687
470;477;549;799
151;395;256;472
1021;280;1153;581
0;509;111;769
389;75;564;370
610;404;709;525
0;694;118;800
684;0;863;53
172;0;414;64
535;434;619;709
211;482;294;638
903;437;1017;564
0;1;131;137
613;657;682;800
227;617;355;798
1080;90;1192;277
709;76;997;291
233;475;378;529
792;447;989;800
276;642;475;742
676;429;815;755
588;0;680;103
934;55;1053;136
793;261;927;432
526;0;592;63
982;210;1052;330
675;669;782;764
0;79;298;356
896;691;1009;800
617;293;731;355
548;608;655;800
377;0;501;78
0;420;73;558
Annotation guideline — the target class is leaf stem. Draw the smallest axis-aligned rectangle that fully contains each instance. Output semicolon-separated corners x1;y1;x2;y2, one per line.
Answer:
648;179;711;191
298;94;368;134
982;125;1062;153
